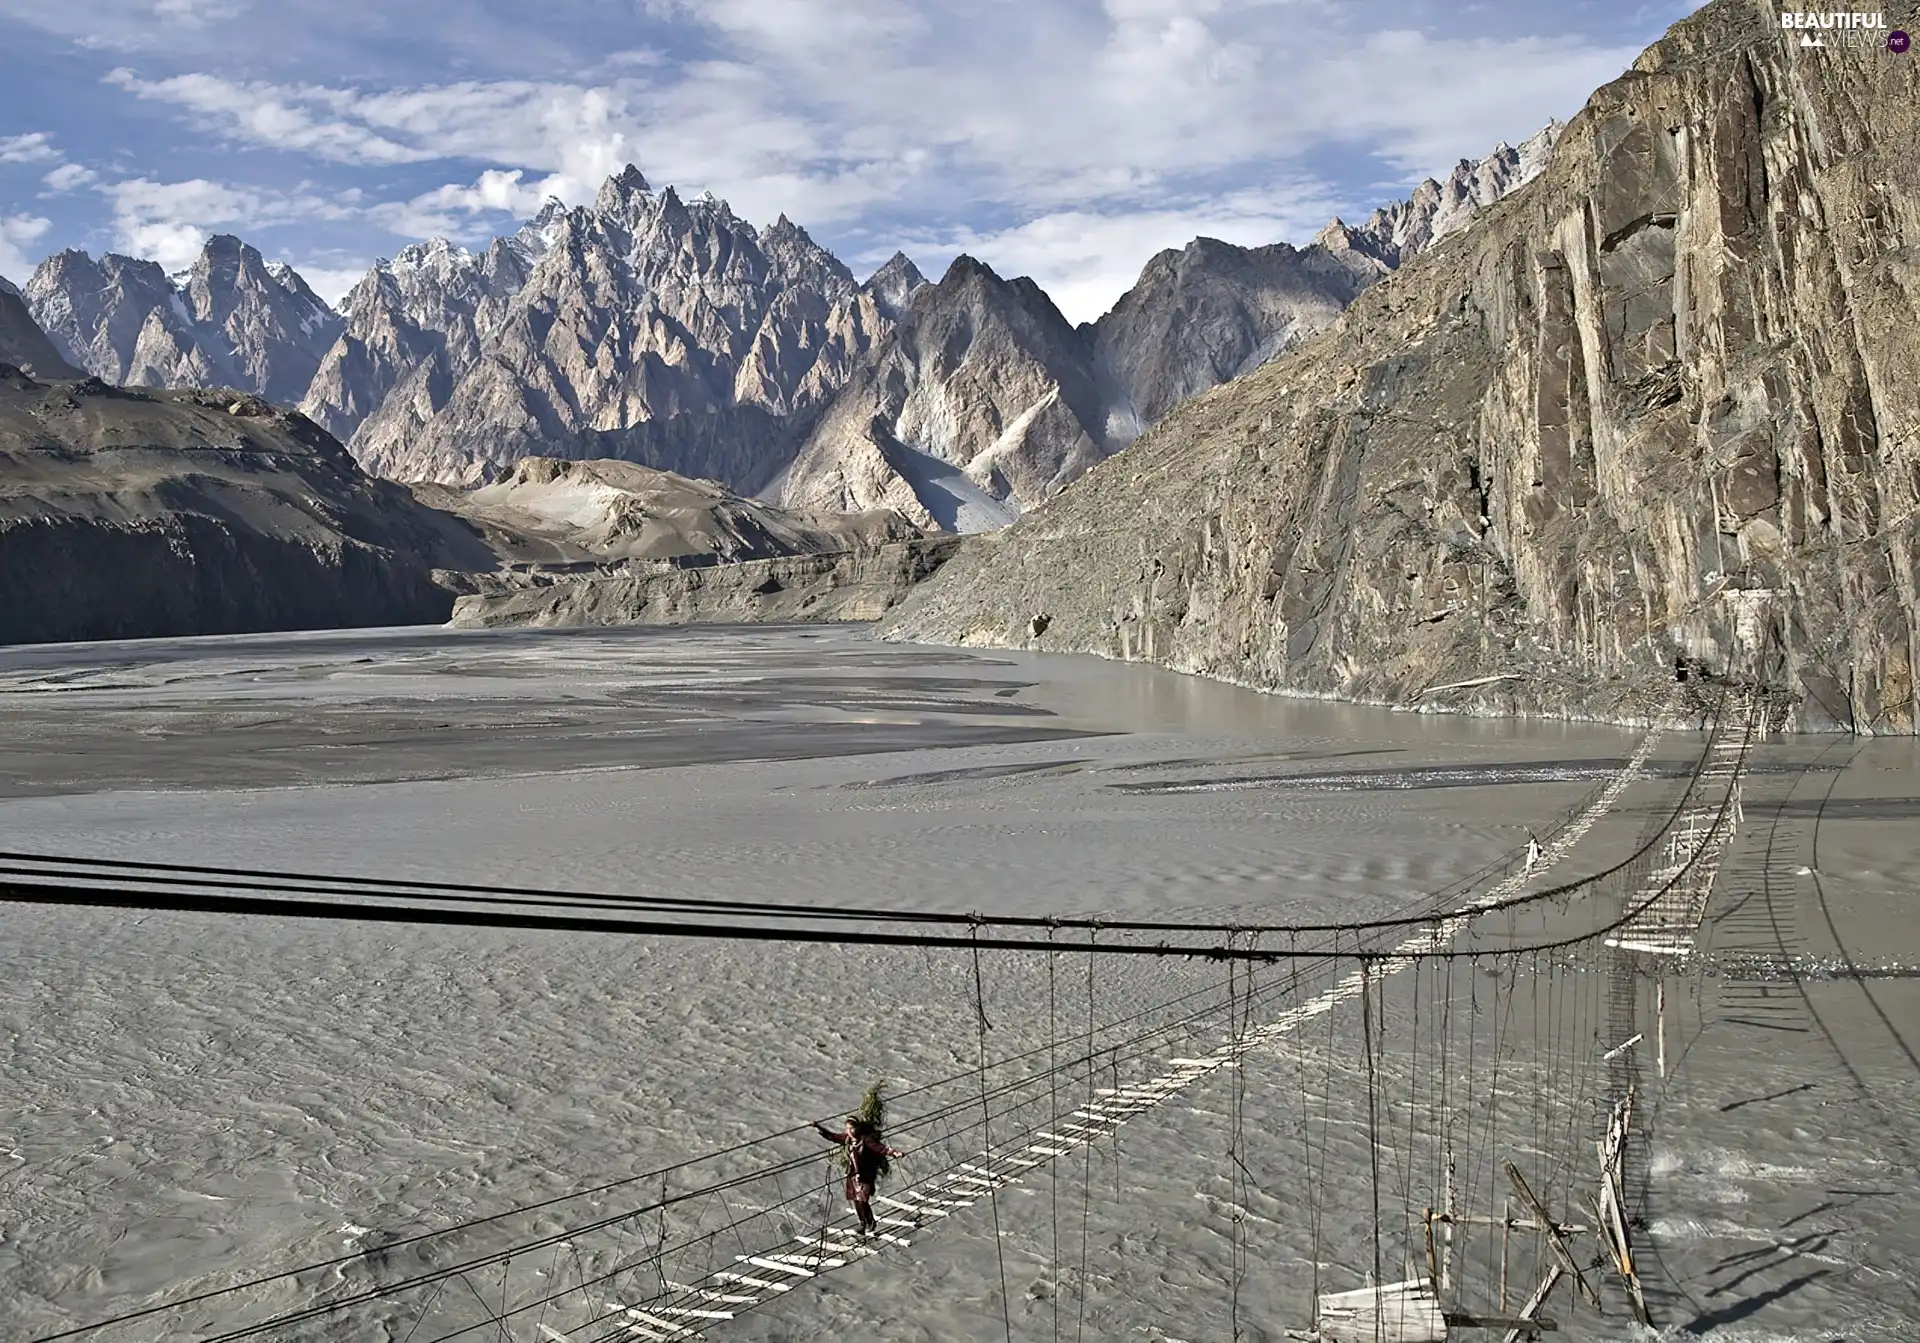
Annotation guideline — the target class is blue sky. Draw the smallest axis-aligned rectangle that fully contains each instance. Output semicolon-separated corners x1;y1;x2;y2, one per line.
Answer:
0;0;1693;322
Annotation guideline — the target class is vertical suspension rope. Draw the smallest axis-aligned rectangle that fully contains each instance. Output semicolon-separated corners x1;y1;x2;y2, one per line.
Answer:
971;925;1016;1343
497;1254;513;1343
1440;946;1455;1290
1317;933;1339;1314
400;1276;449;1343
1233;931;1259;1341
821;1154;835;1261
1048;925;1062;1343
653;1174;670;1297
1227;933;1244;1341
1400;957;1422;1275
1292;928;1324;1325
1361;954;1385;1341
1531;950;1545;1183
533;1239;565;1342
1075;928;1096;1343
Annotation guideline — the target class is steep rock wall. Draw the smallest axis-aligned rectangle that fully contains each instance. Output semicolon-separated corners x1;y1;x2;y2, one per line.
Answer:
885;1;1920;733
0;376;478;645
450;537;960;629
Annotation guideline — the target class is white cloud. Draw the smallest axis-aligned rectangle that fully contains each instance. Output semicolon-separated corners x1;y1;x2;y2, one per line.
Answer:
0;213;53;281
152;0;248;23
883;183;1349;324
103;176;357;269
286;264;366;309
42;162;99;192
0;132;60;164
106;69;430;165
373;167;567;239
57;1;1647;318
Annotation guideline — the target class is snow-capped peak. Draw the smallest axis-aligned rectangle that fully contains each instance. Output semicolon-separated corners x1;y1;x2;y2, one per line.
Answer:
390;236;476;276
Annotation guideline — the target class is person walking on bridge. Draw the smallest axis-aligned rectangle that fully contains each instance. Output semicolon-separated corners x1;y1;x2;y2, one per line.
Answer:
813;1114;904;1236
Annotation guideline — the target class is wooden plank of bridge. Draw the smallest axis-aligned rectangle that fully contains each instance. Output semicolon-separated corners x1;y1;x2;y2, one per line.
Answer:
1316;1278;1447;1343
619;1306;698;1340
610;699;1685;1340
711;1270;790;1292
665;1282;757;1305
1441;1309;1557;1334
1501;1266;1564;1343
1503;1166;1597;1309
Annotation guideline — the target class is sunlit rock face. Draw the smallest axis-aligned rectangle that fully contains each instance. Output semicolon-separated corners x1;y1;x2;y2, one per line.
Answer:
883;4;1919;734
785;128;1562;533
336;174;906;494
26;237;343;404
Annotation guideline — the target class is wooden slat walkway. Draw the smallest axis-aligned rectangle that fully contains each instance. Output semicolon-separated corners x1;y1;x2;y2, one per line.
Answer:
1605;691;1755;959
588;701;1680;1341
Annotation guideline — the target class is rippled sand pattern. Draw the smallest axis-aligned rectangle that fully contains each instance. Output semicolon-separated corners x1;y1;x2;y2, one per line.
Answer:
0;626;1915;1341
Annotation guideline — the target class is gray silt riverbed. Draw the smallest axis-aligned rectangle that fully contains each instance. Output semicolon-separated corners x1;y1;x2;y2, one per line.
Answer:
0;625;1915;1341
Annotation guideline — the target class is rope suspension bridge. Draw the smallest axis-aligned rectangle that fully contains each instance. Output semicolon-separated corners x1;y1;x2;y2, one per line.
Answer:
5;684;1775;1343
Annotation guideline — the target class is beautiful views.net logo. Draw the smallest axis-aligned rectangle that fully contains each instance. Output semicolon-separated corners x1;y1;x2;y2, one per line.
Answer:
1779;11;1909;50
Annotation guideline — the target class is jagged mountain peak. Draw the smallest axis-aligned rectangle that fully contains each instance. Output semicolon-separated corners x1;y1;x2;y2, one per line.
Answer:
924;256;1080;340
758;214;855;297
1;285;81;378
187;234;289;302
592;165;657;226
861;252;928;321
387;236;479;283
395;235;469;262
760;212;820;249
884;3;1919;735
599;163;651;199
1330;119;1567;265
196;232;250;260
866;252;926;288
940;253;999;284
32;248;169;287
263;258;333;311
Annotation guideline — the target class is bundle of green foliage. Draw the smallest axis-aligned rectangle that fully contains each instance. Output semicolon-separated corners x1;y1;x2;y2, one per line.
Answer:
834;1079;891;1182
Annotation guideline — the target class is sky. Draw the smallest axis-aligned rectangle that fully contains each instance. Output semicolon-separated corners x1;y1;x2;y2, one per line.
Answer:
0;0;1694;323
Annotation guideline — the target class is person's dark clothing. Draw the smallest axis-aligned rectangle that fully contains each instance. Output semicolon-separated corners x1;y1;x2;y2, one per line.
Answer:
814;1122;900;1232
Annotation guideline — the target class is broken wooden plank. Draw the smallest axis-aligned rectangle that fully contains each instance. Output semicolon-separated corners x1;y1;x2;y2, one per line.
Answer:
1502;1266;1564;1343
1504;1165;1599;1310
1443;1309;1557;1333
1317;1278;1447;1343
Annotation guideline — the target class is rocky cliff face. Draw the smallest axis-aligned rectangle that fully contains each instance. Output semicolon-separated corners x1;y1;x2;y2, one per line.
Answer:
785;128;1563;532
25;237;342;403
409;455;920;566
884;3;1920;734
781;255;1111;530
0;291;80;380
0;371;483;645
1328;123;1566;269
343;170;908;491
298;204;565;445
15;132;1554;524
450;536;960;630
